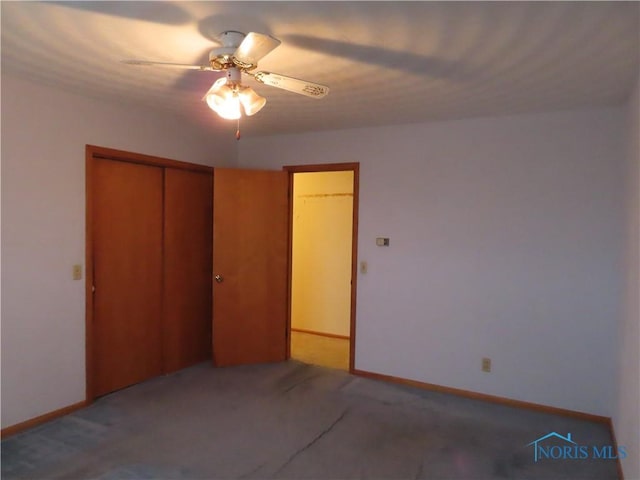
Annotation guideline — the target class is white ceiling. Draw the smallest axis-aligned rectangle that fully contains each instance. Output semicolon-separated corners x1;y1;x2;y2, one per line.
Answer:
2;1;639;137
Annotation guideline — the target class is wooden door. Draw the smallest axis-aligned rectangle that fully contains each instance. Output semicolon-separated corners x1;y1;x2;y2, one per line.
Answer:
212;168;289;366
163;168;213;373
92;159;163;396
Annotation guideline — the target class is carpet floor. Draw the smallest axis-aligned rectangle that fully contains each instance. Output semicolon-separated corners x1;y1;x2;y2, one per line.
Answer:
1;361;619;479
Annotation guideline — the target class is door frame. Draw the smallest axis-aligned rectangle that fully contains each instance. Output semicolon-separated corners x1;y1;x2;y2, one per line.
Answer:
283;163;360;373
85;145;212;402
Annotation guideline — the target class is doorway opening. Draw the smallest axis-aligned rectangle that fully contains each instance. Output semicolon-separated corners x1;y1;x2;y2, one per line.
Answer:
284;164;359;373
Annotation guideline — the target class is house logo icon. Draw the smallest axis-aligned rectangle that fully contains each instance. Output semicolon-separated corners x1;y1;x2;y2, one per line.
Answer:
526;432;627;463
527;432;576;463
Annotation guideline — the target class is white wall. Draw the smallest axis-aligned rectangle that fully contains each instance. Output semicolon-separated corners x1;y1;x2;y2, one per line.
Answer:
292;171;353;337
239;107;625;416
0;73;235;428
1;69;631;436
616;70;640;480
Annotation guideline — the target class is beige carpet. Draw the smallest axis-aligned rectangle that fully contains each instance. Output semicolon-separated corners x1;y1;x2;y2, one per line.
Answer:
290;330;349;371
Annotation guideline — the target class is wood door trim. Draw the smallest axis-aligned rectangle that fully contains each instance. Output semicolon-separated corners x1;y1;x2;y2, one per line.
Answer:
283;163;360;373
85;145;213;403
87;145;213;173
353;368;613;424
1;401;89;439
85;147;95;402
283;162;358;173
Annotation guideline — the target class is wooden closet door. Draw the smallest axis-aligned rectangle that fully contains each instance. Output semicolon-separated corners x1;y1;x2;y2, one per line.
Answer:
163;168;213;373
92;159;164;397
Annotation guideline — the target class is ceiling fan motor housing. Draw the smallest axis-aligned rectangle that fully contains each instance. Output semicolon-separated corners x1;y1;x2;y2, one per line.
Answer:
219;31;245;48
208;31;246;70
209;48;235;70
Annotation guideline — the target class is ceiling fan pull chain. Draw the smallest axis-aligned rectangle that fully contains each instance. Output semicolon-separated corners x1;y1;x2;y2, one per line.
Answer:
236;118;241;141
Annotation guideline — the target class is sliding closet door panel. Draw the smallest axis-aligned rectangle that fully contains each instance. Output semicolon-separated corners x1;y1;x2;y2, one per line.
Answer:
92;159;164;397
163;168;213;373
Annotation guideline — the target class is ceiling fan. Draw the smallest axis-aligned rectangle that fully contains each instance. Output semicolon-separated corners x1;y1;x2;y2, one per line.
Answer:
124;31;329;121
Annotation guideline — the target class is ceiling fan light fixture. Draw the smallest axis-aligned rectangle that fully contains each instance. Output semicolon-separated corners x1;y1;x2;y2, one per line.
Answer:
212;94;242;120
125;30;329;128
204;78;241;120
238;86;266;116
204;77;266;119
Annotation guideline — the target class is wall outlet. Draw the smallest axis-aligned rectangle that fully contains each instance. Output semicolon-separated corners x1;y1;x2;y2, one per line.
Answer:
481;357;492;373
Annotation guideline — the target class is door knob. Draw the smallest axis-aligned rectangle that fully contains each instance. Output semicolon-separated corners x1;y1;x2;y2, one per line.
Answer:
215;274;224;283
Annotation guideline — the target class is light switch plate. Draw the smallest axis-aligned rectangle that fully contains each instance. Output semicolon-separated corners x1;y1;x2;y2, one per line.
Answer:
72;264;82;280
482;357;492;373
376;237;390;247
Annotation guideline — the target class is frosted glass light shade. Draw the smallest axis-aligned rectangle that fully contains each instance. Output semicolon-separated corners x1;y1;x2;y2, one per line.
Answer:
209;92;241;120
204;78;241;120
204;78;266;119
239;86;266;116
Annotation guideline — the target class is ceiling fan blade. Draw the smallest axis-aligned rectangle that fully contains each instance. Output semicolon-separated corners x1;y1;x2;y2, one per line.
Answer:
253;71;329;99
122;60;217;71
233;33;281;68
